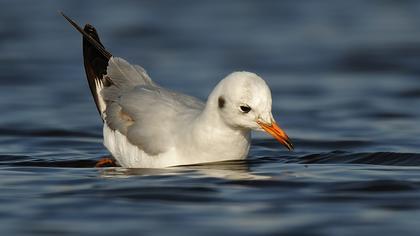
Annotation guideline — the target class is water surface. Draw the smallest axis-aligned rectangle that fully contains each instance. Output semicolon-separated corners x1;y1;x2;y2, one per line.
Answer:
1;1;420;235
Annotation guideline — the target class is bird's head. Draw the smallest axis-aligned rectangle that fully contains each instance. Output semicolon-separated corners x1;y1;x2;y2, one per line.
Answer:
215;71;293;151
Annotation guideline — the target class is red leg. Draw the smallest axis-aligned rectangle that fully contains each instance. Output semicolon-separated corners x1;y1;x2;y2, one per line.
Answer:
95;157;118;167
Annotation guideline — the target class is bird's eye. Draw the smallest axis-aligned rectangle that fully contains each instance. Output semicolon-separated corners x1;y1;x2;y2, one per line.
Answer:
240;105;252;113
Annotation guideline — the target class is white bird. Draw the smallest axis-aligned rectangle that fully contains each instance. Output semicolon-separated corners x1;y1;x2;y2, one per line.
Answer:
62;13;293;168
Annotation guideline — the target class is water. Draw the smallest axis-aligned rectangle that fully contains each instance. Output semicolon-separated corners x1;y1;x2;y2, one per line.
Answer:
1;0;420;235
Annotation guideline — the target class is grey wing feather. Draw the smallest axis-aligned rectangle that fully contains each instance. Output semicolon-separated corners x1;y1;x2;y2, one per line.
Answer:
106;57;154;89
102;59;205;155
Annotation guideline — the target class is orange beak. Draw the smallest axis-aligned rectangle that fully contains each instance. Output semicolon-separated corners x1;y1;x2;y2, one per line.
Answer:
257;120;294;151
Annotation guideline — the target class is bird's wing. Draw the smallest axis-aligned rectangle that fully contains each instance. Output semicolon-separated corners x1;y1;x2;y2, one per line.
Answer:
62;13;154;120
103;83;205;155
62;12;205;155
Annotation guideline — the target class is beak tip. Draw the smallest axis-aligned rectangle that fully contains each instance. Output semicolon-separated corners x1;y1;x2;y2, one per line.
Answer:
286;140;294;151
258;120;294;151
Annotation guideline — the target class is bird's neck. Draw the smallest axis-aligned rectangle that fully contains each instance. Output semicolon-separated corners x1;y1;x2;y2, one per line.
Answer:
199;86;232;132
187;92;251;161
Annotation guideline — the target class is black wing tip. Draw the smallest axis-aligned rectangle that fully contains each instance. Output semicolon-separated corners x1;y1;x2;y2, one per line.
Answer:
58;10;65;17
84;24;96;32
61;12;112;60
83;24;105;48
61;11;110;120
82;23;110;119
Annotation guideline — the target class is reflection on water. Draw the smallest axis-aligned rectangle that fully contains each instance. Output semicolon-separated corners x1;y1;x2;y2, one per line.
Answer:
174;161;272;180
1;0;420;235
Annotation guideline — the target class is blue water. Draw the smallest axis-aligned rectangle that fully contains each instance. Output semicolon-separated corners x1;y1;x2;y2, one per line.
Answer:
1;0;420;235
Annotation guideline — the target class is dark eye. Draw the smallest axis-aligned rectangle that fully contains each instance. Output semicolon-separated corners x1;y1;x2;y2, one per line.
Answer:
240;105;252;113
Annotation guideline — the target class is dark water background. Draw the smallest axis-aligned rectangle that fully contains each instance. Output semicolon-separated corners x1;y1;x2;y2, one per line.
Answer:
1;0;420;235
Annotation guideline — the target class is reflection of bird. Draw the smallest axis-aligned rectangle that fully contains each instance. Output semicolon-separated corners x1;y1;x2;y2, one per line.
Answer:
101;160;271;180
62;13;293;168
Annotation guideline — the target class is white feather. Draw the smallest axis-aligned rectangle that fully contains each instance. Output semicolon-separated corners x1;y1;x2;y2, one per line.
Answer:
94;79;106;118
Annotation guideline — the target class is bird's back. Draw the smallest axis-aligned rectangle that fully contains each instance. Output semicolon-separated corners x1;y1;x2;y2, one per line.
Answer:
102;66;205;156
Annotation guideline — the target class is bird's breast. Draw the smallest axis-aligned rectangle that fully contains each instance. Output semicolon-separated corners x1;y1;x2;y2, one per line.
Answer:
176;125;251;164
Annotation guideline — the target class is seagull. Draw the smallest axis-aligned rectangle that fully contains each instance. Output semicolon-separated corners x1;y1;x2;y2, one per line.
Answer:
61;13;294;168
